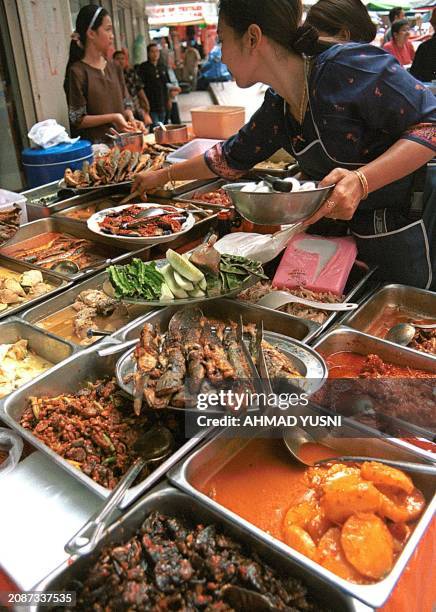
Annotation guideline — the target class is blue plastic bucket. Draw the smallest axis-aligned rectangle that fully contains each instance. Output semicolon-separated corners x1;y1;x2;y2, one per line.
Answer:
22;140;93;188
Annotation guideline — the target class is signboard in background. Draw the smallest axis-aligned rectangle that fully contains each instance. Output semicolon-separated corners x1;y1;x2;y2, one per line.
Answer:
146;2;218;26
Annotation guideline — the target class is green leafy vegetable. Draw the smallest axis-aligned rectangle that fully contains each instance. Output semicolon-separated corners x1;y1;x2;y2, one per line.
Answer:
108;259;164;300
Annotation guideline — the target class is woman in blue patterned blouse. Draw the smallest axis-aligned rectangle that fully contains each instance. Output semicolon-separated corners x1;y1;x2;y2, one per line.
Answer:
133;0;436;287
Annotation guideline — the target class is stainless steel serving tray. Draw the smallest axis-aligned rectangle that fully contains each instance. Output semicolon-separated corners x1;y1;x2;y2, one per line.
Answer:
20;270;155;348
175;179;233;208
0;256;70;320
169;416;436;609
52;193;137;224
312;327;436;461
1;344;211;506
24;183;123;222
114;298;319;344
341;283;436;361
0;217;152;280
32;483;363;612
116;327;326;411
242;262;378;345
0;318;74;404
150;177;216;198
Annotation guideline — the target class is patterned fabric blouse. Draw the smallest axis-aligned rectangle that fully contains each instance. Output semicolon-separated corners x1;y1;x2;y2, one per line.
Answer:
205;44;436;181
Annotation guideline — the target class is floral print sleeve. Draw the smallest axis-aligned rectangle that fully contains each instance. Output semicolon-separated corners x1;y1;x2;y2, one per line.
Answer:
311;45;436;154
68;64;87;128
204;88;288;178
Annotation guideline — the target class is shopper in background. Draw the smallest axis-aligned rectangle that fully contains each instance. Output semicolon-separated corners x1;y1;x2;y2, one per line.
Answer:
383;6;406;45
133;0;436;289
306;0;377;43
410;9;436;82
64;4;140;143
113;50;152;126
165;57;182;125
384;20;415;66
138;43;170;127
183;42;202;91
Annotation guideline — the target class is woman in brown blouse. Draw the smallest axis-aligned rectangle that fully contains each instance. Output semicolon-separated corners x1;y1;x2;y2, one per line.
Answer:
64;5;142;143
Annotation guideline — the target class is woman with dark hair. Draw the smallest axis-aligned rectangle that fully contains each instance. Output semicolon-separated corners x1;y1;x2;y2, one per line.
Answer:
64;4;140;142
133;0;436;288
306;0;377;43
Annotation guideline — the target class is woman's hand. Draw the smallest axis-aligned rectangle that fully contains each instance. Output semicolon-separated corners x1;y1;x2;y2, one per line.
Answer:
111;113;131;132
303;168;365;227
132;168;168;200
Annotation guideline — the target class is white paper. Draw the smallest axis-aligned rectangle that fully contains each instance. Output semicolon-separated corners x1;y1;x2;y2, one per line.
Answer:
0;452;100;589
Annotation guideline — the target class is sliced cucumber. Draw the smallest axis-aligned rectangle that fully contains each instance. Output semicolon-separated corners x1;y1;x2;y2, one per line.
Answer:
188;287;205;298
199;277;207;290
166;249;204;282
160;264;188;299
160;282;174;301
173;270;194;291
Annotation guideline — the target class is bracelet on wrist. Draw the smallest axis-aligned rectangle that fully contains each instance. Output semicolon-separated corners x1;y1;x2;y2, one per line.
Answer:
166;166;175;187
353;169;369;200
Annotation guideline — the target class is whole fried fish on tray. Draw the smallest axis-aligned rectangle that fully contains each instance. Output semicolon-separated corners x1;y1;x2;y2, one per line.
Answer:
118;308;306;414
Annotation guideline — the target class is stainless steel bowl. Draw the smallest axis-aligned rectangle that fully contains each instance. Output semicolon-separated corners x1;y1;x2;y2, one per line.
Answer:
223;181;334;225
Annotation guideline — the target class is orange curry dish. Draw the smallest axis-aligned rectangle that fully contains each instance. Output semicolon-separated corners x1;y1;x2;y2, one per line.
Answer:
195;439;426;585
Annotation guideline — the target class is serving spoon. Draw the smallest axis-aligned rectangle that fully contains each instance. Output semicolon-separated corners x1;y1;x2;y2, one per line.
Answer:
256;290;359;312
65;425;174;556
386;322;436;346
282;427;436;475
50;260;80;274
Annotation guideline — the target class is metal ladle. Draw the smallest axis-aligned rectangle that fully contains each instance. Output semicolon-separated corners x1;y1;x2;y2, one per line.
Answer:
256;173;294;193
65;425;174;556
50;260;80;275
386;322;436;346
282;427;436;475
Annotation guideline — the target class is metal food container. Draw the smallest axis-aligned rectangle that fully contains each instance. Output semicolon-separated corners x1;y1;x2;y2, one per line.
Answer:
0;256;70;320
169;418;436;609
312;327;436;461
1;344;211;506
154;124;189;145
24;184;122;222
113;131;144;152
242;262;377;345
0;217;151;280
341;283;436;361
149;178;216;199
20;270;155;348
223;182;334;225
114;298;319;344
176;179;233;208
26;189;129;221
32;484;362;612
0;318;74;403
52;193;138;224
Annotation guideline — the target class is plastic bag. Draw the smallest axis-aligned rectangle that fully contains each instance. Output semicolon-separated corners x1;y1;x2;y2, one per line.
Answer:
28;120;80;149
0;428;23;477
214;223;304;264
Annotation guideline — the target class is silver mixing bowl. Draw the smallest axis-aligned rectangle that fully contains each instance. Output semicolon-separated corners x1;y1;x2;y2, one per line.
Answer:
223;182;334;225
